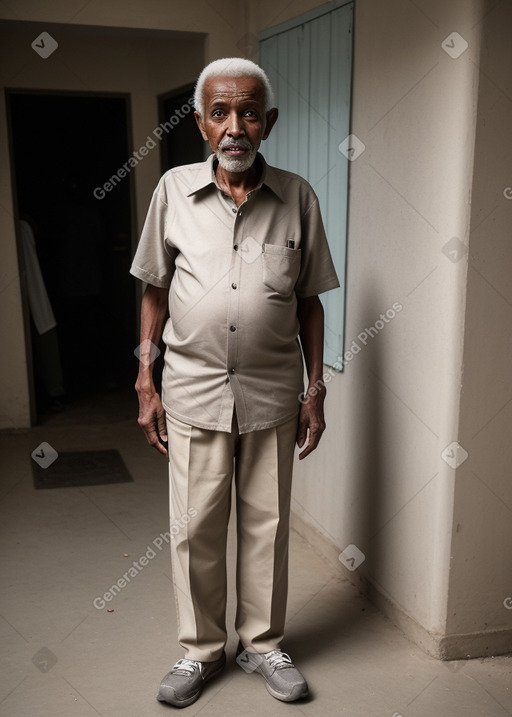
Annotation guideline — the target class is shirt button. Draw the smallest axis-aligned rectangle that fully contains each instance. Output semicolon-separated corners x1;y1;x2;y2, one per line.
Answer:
229;368;235;374
232;207;237;214
234;245;238;251
231;283;237;289
230;325;236;332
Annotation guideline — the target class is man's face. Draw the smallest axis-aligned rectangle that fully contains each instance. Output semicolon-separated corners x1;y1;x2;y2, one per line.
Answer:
195;75;278;173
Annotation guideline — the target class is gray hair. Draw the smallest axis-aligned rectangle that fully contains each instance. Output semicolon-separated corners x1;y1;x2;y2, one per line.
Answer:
194;57;275;117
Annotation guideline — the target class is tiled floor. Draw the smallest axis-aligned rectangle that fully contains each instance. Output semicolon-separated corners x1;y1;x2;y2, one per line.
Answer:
0;390;511;716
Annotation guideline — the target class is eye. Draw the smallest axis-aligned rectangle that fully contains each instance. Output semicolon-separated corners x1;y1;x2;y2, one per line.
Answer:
211;109;225;118
244;110;257;118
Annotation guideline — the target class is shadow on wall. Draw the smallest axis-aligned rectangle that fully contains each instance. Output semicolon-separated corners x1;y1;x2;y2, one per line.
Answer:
350;286;387;599
285;286;391;661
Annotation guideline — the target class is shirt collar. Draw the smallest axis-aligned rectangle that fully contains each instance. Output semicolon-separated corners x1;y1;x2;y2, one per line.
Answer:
186;152;285;202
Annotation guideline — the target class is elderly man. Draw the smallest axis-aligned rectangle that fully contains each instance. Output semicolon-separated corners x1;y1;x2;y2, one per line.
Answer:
131;57;339;707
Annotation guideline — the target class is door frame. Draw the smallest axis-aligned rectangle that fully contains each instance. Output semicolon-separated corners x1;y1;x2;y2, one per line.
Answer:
5;88;137;423
157;82;204;172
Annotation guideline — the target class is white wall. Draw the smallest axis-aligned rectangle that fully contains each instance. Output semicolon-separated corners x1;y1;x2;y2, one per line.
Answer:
446;0;512;655
255;0;511;657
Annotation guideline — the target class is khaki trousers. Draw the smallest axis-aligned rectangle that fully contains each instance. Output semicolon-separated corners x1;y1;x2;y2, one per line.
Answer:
166;411;298;662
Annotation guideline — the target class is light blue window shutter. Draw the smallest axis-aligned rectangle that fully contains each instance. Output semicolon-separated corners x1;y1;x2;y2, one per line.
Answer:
258;1;353;367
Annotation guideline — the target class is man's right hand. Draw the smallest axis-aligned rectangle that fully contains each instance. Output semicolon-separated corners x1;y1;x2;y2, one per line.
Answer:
135;380;168;456
134;285;170;456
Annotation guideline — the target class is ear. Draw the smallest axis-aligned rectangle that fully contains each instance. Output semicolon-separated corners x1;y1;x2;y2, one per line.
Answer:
262;108;279;140
194;111;209;141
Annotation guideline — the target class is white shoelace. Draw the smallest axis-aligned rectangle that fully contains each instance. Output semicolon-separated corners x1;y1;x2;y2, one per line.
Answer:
264;649;294;670
171;658;201;677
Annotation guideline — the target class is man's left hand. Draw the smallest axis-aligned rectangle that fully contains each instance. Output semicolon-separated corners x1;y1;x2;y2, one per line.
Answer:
296;392;326;460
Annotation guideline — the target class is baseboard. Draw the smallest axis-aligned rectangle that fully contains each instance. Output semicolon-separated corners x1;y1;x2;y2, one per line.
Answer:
290;510;512;660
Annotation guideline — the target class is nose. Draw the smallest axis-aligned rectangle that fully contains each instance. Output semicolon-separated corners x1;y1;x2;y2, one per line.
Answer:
227;111;244;138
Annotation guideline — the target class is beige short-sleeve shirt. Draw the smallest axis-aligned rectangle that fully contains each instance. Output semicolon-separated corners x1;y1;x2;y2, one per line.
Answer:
130;153;340;434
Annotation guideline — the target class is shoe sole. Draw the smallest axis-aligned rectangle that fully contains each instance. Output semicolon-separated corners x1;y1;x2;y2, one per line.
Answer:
245;661;308;702
261;674;309;702
236;644;308;703
156;660;226;708
157;687;201;708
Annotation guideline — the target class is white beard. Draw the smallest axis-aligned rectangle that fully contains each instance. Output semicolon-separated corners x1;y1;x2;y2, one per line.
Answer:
216;146;258;173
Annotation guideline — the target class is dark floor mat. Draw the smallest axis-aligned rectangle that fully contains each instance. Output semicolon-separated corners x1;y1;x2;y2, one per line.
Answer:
32;449;133;489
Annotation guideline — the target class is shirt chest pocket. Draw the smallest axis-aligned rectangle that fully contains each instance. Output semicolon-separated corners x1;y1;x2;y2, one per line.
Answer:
262;244;302;296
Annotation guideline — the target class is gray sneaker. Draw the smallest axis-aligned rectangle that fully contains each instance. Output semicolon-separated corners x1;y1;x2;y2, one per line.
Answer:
236;642;308;702
157;652;226;707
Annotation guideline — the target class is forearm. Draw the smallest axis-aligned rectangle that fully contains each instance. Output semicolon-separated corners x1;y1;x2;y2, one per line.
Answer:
134;284;169;455
135;284;168;388
297;295;325;391
296;294;326;459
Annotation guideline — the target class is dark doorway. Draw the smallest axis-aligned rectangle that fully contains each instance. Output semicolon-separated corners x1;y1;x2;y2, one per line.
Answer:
6;91;136;421
158;84;204;171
